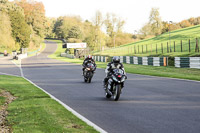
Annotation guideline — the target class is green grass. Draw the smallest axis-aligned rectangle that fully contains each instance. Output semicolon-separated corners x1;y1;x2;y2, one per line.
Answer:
49;42;200;81
0;75;98;133
0;89;6;110
27;43;46;57
94;25;200;57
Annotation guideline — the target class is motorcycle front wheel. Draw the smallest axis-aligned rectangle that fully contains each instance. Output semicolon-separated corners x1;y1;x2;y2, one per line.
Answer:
105;92;111;98
113;84;121;101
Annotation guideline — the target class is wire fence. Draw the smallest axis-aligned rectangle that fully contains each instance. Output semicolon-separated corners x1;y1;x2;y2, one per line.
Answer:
97;38;200;56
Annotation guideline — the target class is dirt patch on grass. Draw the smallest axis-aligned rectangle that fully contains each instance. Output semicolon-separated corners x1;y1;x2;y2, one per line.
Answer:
0;91;16;133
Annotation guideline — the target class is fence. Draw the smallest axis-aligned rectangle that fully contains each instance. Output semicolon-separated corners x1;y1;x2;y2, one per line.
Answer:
93;56;168;66
175;57;200;69
100;38;200;56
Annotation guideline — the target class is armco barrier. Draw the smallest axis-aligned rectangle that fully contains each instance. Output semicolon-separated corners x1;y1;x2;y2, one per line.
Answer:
93;56;168;66
60;53;75;59
175;57;200;69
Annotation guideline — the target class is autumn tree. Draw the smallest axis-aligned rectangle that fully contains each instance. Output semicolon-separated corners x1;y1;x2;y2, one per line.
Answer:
45;17;56;38
139;23;152;39
53;16;83;41
179;20;191;28
0;12;16;52
0;0;31;49
194;17;200;25
92;11;105;50
15;0;46;47
104;13;125;47
149;8;163;36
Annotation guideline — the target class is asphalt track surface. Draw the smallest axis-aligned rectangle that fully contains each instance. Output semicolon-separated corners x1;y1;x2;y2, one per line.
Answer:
1;41;200;133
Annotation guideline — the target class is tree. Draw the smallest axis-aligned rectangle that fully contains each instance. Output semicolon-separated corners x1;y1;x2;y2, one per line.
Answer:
53;16;83;40
149;8;163;36
68;26;83;39
194;17;200;25
45;17;56;38
0;0;31;48
104;13;125;47
9;9;31;48
0;12;16;51
15;0;46;47
92;11;105;51
179;20;191;28
139;23;152;39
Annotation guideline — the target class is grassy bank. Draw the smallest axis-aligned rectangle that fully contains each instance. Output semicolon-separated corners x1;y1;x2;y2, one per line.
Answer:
0;75;98;133
94;25;200;57
28;43;46;57
49;42;200;81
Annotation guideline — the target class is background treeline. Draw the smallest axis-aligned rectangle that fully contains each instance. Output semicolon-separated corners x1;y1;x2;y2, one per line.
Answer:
138;8;200;40
0;0;46;53
46;11;134;51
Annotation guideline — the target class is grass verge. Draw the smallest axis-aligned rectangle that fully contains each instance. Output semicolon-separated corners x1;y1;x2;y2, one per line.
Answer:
49;42;200;81
0;75;98;133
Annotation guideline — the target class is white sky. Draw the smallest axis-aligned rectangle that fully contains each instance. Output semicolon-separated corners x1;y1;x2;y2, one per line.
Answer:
9;0;200;34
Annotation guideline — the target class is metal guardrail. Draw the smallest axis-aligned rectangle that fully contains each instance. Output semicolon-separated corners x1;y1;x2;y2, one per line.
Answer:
60;53;75;59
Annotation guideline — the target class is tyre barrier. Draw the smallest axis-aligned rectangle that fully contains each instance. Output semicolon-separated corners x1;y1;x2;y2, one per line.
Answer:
93;56;168;66
175;57;200;69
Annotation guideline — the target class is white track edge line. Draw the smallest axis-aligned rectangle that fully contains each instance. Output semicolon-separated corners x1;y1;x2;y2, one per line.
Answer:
0;72;107;133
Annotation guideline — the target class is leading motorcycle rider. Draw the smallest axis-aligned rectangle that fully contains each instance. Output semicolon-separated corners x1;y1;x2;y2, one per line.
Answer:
103;56;126;89
82;55;96;75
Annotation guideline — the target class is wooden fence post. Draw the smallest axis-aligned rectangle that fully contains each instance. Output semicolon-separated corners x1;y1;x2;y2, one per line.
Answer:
156;44;157;54
174;41;176;52
142;45;143;54
146;44;147;53
189;39;190;52
181;40;183;52
167;42;169;53
196;38;199;52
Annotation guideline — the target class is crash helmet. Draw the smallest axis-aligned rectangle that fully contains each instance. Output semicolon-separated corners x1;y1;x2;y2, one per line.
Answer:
112;56;120;66
87;55;92;59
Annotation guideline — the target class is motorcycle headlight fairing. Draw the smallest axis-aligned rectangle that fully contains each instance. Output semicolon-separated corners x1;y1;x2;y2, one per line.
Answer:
121;76;126;82
112;75;119;82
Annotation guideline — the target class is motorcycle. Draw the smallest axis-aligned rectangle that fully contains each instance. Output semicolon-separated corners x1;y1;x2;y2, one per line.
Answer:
105;68;126;101
83;63;95;83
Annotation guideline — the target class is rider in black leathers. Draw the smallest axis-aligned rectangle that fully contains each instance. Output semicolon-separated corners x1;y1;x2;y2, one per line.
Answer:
82;55;96;75
103;56;126;88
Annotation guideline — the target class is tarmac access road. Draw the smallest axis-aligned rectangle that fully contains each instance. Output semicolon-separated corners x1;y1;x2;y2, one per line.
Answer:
2;41;200;133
